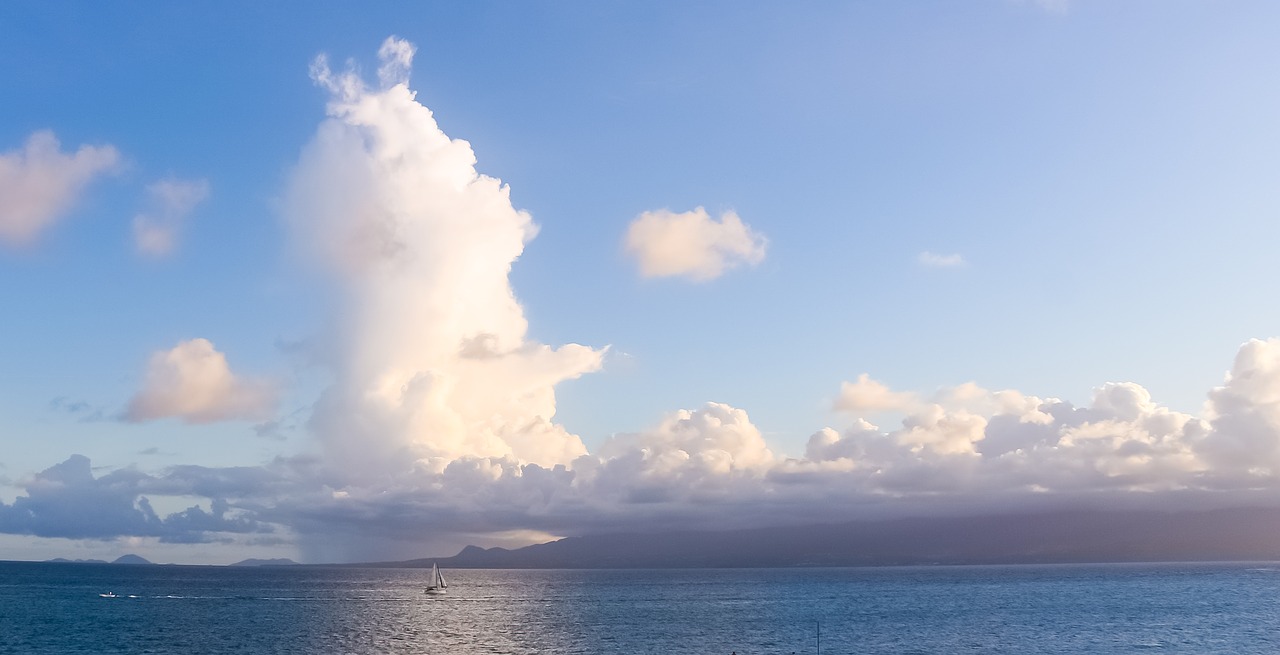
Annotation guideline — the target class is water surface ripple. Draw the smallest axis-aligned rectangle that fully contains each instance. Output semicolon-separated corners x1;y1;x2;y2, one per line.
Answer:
2;562;1278;654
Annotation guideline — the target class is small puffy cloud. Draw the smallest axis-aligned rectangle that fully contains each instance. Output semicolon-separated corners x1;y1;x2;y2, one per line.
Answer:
132;178;210;256
834;374;920;413
917;251;966;268
596;402;776;476
625;207;767;281
126;338;276;424
0;131;120;246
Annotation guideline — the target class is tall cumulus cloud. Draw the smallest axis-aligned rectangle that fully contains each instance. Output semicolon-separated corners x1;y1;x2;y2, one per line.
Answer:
283;37;604;482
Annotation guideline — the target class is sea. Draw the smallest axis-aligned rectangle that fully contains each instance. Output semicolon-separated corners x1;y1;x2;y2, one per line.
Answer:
2;561;1279;654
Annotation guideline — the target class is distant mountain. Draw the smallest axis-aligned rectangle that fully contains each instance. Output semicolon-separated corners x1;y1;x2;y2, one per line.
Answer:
44;555;152;565
230;558;299;567
372;507;1280;569
111;554;153;565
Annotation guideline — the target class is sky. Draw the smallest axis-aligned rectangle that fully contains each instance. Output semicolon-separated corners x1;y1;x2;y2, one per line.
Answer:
3;1;1280;565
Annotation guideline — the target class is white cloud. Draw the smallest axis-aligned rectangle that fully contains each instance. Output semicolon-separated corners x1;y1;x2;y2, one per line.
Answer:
126;338;276;424
595;402;776;478
263;339;1280;552
834;374;920;413
625;207;767;281
17;338;1280;561
805;376;1207;493
1198;338;1280;474
132;178;210;256
917;251;966;268
0;131;120;246
376;36;415;89
285;37;604;478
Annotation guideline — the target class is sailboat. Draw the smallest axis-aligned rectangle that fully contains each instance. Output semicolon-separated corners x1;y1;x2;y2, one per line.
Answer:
424;562;448;595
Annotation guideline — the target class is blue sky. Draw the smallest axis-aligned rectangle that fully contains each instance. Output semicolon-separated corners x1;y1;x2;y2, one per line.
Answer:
3;1;1280;564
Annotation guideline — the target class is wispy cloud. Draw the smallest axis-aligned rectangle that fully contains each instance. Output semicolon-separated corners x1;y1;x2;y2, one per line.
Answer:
917;251;966;268
49;397;107;423
0;131;120;246
625;207;767;281
132;178;209;256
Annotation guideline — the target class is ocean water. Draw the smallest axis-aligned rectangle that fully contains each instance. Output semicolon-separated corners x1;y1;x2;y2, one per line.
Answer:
2;561;1280;654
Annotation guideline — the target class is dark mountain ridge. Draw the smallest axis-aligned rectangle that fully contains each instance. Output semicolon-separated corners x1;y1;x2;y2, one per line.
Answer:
230;558;299;567
111;554;153;565
366;507;1280;569
46;554;154;565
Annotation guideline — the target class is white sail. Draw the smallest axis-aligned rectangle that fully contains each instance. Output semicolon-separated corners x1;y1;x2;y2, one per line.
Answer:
425;562;447;595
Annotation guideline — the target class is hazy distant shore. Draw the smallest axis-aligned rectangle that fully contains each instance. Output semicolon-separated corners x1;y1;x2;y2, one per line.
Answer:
347;507;1280;569
28;507;1280;569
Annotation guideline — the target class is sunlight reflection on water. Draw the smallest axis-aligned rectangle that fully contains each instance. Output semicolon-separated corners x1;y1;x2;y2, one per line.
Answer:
3;562;1280;654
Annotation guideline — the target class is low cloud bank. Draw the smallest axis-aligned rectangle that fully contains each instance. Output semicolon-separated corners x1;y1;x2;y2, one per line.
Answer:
10;338;1280;559
800;337;1280;497
0;455;269;543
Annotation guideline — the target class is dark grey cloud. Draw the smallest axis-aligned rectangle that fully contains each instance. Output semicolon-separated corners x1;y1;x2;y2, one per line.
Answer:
0;455;273;543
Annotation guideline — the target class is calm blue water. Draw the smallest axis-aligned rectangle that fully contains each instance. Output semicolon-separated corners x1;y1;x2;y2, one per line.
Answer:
2;561;1280;654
